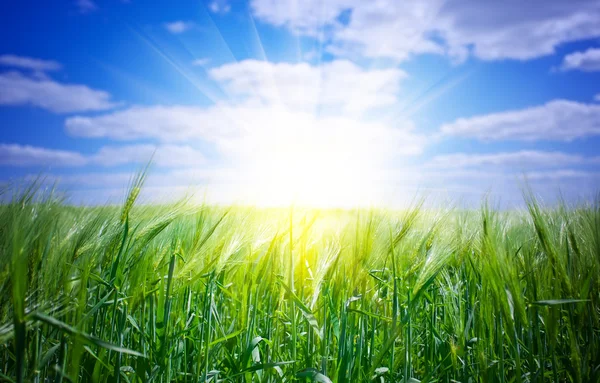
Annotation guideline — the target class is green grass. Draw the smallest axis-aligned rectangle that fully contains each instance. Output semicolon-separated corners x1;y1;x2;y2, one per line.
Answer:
0;180;599;382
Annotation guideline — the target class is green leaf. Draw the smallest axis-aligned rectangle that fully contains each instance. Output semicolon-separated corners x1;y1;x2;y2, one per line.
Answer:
532;299;590;306
279;280;322;339
296;368;333;383
32;312;145;358
241;336;264;368
208;329;243;347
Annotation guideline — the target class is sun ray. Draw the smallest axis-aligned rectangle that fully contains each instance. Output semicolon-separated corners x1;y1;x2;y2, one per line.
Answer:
126;23;225;103
389;67;474;123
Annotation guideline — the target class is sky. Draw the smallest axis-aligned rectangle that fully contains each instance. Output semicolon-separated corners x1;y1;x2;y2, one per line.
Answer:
1;0;600;207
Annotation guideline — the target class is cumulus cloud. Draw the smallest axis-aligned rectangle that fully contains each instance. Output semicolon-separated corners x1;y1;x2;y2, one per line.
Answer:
210;59;406;114
0;54;61;72
437;0;600;61
0;144;87;167
164;21;195;34
426;151;600;170
65;103;423;156
92;144;206;167
66;59;413;142
440;100;600;141
0;71;118;113
65;104;238;142
251;0;444;61
250;0;355;35
561;48;600;72
250;0;600;61
0;143;205;168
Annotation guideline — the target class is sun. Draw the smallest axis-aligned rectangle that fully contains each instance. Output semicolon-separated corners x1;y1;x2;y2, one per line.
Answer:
224;108;392;207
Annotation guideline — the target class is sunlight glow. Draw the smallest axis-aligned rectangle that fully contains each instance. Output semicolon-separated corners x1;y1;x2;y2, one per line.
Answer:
225;108;400;207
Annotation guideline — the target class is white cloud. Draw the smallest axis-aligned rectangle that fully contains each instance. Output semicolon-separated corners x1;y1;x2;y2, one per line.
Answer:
250;0;354;35
327;1;447;61
76;0;98;13
92;144;206;167
525;169;600;181
438;1;600;61
426;151;600;170
251;0;444;61
65;104;237;142
164;21;195;34
66;58;411;139
65;103;423;155
0;71;117;113
209;0;231;14
440;100;600;141
561;48;600;72
0;55;61;72
0;143;205;168
210;59;406;114
250;0;600;61
0;144;87;167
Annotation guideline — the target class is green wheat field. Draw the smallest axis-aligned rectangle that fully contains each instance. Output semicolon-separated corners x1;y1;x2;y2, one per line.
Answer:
1;177;599;383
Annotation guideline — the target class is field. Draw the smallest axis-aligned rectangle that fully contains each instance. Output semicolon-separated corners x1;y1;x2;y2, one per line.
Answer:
1;180;599;382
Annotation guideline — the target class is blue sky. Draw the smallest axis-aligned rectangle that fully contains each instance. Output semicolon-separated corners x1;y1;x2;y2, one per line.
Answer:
1;0;600;206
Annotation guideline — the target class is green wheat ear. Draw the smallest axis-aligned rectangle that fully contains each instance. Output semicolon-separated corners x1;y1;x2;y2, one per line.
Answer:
120;160;152;224
120;186;140;224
